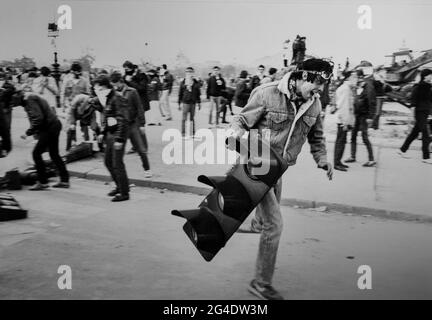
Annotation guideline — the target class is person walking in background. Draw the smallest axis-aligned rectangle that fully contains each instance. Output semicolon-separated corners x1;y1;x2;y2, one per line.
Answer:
234;70;251;108
178;67;201;139
32;66;58;112
91;75;130;202
206;66;226;127
146;70;162;126
159;64;174;121
345;69;377;167
398;69;432;164
18;86;70;190
110;71;152;178
332;70;356;171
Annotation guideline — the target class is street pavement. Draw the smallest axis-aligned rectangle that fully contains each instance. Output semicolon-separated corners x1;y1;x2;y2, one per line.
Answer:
1;179;431;299
2;98;430;220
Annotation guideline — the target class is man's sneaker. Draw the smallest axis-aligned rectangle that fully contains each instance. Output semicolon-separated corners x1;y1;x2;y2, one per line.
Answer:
248;280;284;300
29;183;49;191
127;149;137;155
165;117;173;121
422;158;432;164
107;189;119;197
111;194;130;202
144;170;153;178
344;157;356;163
334;164;348;172
362;160;377;167
52;182;70;189
397;150;410;159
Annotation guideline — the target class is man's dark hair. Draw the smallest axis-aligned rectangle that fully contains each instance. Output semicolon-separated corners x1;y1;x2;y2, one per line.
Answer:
292;58;333;83
162;64;167;69
94;74;113;88
213;66;220;70
240;70;248;78
186;67;194;72
110;71;123;83
258;65;265;69
269;67;277;76
71;62;82;72
122;60;135;69
40;66;51;76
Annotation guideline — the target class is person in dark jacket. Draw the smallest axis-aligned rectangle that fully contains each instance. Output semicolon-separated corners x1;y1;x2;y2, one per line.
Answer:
123;61;150;111
345;69;377;167
234;70;251;108
0;72;16;156
18;87;69;190
206;66;226;126
110;72;152;177
122;61;149;153
92;75;130;201
178;67;201;137
146;70;163;126
399;69;432;164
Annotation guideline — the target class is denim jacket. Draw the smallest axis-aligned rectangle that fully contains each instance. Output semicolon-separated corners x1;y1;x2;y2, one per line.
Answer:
230;73;327;166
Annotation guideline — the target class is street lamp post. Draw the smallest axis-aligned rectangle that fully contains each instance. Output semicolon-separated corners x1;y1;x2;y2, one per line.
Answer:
48;22;61;108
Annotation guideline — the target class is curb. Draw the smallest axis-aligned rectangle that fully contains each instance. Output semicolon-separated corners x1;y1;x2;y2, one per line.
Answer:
69;170;432;225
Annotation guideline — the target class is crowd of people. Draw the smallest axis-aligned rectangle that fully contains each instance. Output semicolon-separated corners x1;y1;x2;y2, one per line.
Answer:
0;61;282;198
1;51;431;300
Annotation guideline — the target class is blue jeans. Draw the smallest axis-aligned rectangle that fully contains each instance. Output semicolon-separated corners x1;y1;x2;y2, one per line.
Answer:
254;178;283;286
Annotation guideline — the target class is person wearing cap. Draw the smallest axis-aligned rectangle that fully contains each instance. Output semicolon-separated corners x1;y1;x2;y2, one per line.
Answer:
91;75;130;202
398;69;432;164
18;86;70;190
345;68;377;167
206;66;226;127
332;70;357;171
178;67;201;138
110;71;152;177
61;62;91;151
227;58;334;300
0;71;16;156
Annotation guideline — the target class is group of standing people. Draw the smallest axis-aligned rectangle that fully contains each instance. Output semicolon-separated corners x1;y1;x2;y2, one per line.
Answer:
333;66;432;171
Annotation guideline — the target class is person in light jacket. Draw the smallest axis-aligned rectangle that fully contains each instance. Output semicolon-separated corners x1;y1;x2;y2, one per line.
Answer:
332;70;356;171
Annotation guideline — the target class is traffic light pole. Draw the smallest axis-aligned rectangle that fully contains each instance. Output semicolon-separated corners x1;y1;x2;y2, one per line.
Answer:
172;134;289;262
52;51;61;109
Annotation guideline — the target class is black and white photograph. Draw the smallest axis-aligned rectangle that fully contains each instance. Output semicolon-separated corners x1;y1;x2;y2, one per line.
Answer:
0;0;431;308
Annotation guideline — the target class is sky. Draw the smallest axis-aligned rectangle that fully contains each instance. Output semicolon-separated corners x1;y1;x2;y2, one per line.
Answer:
1;0;432;69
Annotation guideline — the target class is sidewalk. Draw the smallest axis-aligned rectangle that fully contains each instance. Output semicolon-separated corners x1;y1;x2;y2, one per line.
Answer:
3;100;432;223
